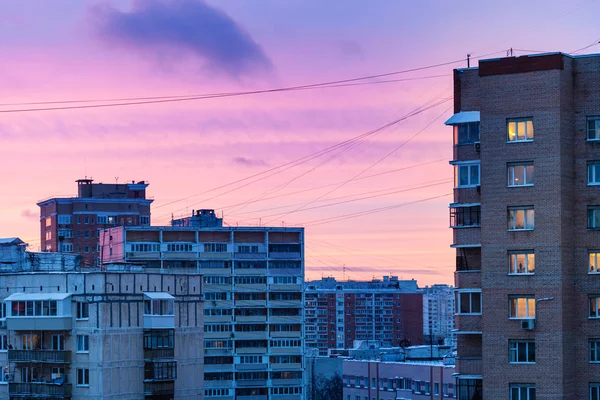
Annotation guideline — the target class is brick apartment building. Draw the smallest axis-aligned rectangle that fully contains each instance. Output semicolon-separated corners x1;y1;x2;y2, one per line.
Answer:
38;179;153;267
447;52;600;399
304;276;423;355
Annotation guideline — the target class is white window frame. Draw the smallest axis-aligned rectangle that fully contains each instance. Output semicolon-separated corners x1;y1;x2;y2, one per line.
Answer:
76;368;90;386
589;162;600;186
453;162;480;188
456;290;482;315
140;216;150;225
589;207;600;230
61;243;73;253
509;297;536;319
590;340;600;363
0;334;8;352
508;207;535;231
508;162;534;187
590;252;600;274
507;118;534;142
509;341;536;364
587;117;600;141
590;297;600;319
510;383;536;399
57;215;72;225
76;335;89;353
508;251;535;275
76;302;89;320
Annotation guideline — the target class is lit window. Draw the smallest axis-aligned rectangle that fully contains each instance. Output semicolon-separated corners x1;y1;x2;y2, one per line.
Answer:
590;252;600;274
509;297;535;319
456;291;481;314
453;122;480;145
590;162;600;185
507;118;534;142
590;297;600;319
510;383;536;399
450;205;480;227
454;162;480;188
508;251;535;274
508;163;534;186
589;207;600;230
588;117;600;141
508;207;535;230
509;341;535;364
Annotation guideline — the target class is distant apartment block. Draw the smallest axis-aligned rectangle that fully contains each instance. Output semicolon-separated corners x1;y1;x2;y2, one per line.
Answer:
422;284;455;346
0;238;203;400
304;276;423;355
447;52;600;399
38;179;153;267
100;215;305;400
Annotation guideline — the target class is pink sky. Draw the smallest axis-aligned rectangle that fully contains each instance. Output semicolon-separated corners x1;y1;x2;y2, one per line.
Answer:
0;0;598;286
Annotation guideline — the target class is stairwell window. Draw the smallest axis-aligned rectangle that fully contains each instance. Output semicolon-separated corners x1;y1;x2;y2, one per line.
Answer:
508;251;535;275
507;118;534;142
588;117;600;141
508;207;535;230
509;296;535;319
509;340;535;364
508;163;534;186
454;162;480;188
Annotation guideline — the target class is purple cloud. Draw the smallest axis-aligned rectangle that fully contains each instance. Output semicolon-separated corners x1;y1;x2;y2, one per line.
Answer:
233;156;267;167
90;0;272;77
21;209;38;221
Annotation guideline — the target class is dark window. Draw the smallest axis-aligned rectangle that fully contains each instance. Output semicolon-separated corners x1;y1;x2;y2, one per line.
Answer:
453;122;480;145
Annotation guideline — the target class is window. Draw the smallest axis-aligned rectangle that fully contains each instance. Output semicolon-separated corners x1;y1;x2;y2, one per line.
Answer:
457;291;481;314
62;243;73;253
0;334;8;351
590;252;600;273
140;216;150;225
510;297;535;319
167;243;193;252
57;215;72;224
144;361;177;380
52;335;65;350
508;163;534;186
84;231;89;238
84;246;89;253
434;382;440;396
450;205;480;227
453;122;480;145
76;302;89;319
510;384;535;399
507;118;534;142
454;162;480;188
273;276;297;284
589;162;600;185
590;296;600;318
77;368;90;386
509;341;535;363
508;251;535;274
589;207;600;230
204;243;227;252
76;335;89;352
508;207;535;230
58;229;73;238
238;245;259;253
588;117;600;140
131;243;160;252
592;383;600;400
11;300;57;317
84;217;89;224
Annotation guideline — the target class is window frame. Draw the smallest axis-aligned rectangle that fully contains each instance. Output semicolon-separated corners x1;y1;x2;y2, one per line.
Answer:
590;296;600;319
587;117;600;141
589;206;600;230
590;340;600;363
76;368;90;386
76;302;89;320
456;290;482;315
454;162;480;188
509;340;536;364
589;162;600;186
453;122;480;146
508;251;535;275
509;296;536;319
590;251;600;274
450;205;481;228
76;335;89;353
507;162;534;187
509;383;536;399
508;206;535;231
592;383;600;400
507;118;534;143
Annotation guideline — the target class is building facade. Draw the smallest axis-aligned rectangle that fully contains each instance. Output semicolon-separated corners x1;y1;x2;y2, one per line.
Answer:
100;223;305;400
422;284;455;346
0;242;203;399
304;276;423;355
38;179;153;267
447;52;600;399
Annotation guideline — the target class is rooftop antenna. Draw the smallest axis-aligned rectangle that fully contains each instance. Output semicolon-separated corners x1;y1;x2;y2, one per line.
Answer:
115;177;119;185
467;53;471;68
343;265;346;281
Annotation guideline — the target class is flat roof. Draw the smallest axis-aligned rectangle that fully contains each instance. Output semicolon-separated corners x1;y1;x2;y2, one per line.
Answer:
143;292;174;300
4;293;71;301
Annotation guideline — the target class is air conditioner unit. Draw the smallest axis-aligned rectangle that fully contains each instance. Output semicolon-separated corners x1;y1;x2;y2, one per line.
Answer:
4;373;13;382
474;141;481;152
521;319;535;330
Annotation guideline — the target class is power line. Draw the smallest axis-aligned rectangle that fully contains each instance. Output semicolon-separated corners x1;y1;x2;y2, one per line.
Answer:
0;60;464;114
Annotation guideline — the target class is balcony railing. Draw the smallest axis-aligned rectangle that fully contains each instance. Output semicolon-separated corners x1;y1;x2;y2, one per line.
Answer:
9;382;72;398
9;349;71;363
144;381;175;395
144;348;174;360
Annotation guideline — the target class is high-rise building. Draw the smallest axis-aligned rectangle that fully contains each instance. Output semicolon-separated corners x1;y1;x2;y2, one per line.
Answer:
100;219;305;400
304;276;423;355
0;238;203;400
447;52;600;399
422;284;455;346
38;179;153;267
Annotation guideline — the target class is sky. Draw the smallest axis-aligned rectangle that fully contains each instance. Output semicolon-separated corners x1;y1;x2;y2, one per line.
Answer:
0;0;598;286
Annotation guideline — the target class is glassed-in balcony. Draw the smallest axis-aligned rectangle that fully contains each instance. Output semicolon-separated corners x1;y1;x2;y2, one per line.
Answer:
9;382;72;398
9;349;71;363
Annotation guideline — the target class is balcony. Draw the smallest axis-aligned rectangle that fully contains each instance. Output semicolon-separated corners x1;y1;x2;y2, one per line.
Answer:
236;347;267;355
235;315;267;323
269;252;301;260
6;316;72;331
271;362;301;370
237;379;267;387
125;251;161;260
234;331;268;340
9;382;72;398
234;284;266;292
199;252;232;260
271;378;303;386
269;284;302;292
456;357;483;376
455;270;481;289
204;364;234;373
144;348;174;360
453;143;480;161
163;252;196;260
9;349;71;364
269;300;302;308
270;347;302;355
234;252;267;260
452;228;481;247
205;379;233;388
453;186;480;204
269;315;302;324
454;314;482;333
235;300;266;307
144;381;175;396
235;363;268;371
270;330;302;338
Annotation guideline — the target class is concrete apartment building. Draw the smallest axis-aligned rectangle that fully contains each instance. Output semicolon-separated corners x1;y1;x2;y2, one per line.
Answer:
304;276;423;355
38;179;153;267
100;211;305;400
422;284;455;347
0;239;203;400
447;52;600;399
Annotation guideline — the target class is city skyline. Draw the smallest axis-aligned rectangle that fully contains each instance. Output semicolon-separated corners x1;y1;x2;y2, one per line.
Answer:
1;0;599;286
